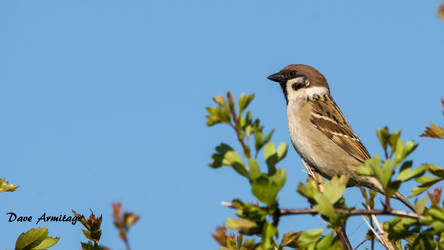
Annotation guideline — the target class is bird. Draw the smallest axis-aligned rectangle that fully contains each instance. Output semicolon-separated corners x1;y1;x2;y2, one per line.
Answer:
267;64;414;211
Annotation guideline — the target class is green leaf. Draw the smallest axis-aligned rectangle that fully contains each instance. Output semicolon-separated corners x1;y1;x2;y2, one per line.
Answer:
317;233;341;249
238;93;254;114
314;193;335;218
427;164;444;178
296;229;324;248
0;177;19;193
397;162;426;182
269;168;286;191
281;232;300;247
410;186;429;198
297;179;318;202
388;130;401;154
15;227;59;250
421;123;444;139
252;175;278;206
224;151;249;178
323;175;349;204
358;155;381;177
356;165;373;176
209;143;234;168
248;158;260;180
32;237;60;249
428;208;444;222
209;144;249;178
415;197;427;214
264;143;278;175
377;159;393;189
376;127;390;153
232;199;268;223
226;218;257;235
277;142;288;160
261;223;278;250
262;130;274;148
416;176;442;186
394;140;418;166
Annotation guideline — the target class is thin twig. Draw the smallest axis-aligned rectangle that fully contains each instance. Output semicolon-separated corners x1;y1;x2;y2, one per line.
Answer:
368;206;395;250
229;123;250;158
221;202;424;220
354;238;369;250
301;160;324;192
361;216;384;246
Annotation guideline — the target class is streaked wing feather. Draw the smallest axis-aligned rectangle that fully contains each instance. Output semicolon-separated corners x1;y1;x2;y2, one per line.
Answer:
309;95;370;163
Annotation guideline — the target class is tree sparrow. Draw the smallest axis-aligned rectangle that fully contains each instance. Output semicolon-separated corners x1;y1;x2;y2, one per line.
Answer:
268;64;413;210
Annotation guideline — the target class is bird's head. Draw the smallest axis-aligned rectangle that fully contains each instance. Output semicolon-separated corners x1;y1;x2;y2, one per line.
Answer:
267;64;330;103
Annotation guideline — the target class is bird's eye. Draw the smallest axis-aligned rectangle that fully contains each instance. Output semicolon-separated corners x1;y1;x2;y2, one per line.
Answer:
290;71;296;78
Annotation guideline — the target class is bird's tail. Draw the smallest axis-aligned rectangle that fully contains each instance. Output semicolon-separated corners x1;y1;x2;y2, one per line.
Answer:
394;192;415;212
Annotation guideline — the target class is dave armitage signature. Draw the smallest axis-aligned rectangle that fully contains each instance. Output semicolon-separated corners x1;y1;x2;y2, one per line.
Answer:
6;212;79;225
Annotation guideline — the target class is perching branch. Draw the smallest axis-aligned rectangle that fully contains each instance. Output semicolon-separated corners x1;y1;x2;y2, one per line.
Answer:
221;202;424;220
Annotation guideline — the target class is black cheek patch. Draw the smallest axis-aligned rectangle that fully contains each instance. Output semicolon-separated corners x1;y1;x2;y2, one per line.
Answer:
292;83;304;91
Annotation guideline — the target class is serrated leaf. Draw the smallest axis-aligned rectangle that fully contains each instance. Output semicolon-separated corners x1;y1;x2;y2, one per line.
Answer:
297;179;318;201
356;165;373;176
252;175;278;206
314;193;335;218
209;143;234;168
394;140;417;166
374;158;392;189
238;93;254;114
397;163;426;182
209;144;249;178
269;168;286;191
323;175;348;204
388;130;401;154
15;227;49;250
224;151;249;178
296;229;324;248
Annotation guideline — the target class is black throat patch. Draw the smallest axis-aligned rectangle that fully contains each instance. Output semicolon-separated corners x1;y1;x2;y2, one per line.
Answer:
279;82;288;104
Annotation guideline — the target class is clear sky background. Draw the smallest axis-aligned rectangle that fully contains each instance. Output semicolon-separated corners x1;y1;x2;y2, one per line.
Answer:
1;1;444;249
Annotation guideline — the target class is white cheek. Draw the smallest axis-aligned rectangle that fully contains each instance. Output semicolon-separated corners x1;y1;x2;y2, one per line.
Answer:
286;86;329;103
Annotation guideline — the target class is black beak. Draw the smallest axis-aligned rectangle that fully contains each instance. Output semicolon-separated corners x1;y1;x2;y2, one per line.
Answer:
267;72;285;83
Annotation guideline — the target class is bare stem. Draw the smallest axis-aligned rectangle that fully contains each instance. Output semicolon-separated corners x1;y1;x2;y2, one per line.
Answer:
221;202;424;220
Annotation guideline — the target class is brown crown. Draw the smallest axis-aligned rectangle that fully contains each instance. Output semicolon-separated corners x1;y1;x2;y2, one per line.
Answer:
280;64;329;90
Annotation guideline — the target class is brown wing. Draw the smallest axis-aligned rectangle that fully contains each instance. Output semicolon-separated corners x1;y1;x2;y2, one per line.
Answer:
309;94;371;163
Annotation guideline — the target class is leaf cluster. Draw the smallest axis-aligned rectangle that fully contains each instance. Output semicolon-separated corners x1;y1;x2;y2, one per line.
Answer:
0;177;18;193
207;92;288;249
208;93;444;249
72;209;110;250
112;202;139;249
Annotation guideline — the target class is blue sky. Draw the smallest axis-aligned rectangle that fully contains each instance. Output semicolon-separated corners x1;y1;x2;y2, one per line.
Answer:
1;1;443;249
